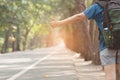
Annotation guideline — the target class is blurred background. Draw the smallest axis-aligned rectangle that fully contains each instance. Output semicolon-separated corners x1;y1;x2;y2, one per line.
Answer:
0;0;100;64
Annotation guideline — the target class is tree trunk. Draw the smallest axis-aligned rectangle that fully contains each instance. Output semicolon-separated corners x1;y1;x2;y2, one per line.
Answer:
89;0;101;65
23;28;29;50
16;26;20;51
1;27;11;53
64;0;93;60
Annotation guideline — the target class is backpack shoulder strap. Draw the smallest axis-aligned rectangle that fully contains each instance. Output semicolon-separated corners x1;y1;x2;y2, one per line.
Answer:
95;1;111;29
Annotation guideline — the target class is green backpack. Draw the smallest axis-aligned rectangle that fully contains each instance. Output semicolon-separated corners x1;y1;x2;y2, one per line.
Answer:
97;0;120;50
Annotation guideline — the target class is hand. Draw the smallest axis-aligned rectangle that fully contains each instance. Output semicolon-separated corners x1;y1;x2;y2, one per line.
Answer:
50;20;59;28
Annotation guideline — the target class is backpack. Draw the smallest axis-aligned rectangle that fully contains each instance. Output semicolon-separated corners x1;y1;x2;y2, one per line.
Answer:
96;0;120;50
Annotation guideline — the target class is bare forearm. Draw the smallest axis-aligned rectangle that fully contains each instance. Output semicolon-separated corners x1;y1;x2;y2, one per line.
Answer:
50;12;87;28
57;12;87;26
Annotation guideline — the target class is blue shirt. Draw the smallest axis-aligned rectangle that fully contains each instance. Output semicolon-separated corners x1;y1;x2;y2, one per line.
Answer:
84;3;106;51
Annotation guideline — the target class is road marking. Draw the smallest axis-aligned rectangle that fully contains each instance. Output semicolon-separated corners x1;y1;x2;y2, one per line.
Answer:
6;53;54;80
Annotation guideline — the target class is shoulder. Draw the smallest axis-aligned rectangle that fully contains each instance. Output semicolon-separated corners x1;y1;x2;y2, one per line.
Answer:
84;3;103;19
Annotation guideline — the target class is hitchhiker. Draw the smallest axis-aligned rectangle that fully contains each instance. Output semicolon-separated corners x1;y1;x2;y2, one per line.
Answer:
50;0;120;80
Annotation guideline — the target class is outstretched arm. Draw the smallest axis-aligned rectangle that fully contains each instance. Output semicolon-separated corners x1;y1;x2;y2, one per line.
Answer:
50;12;87;28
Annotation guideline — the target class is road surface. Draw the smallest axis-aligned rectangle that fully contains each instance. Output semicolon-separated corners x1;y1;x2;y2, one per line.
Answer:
0;44;105;80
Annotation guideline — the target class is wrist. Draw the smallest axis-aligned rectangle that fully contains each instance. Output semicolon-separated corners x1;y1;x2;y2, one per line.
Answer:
56;21;62;26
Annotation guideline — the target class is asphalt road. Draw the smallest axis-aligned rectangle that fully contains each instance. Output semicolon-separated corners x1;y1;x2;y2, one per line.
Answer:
0;44;105;80
0;44;79;80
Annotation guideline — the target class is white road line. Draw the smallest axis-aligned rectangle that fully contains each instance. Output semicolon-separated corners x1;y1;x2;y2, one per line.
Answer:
6;53;54;80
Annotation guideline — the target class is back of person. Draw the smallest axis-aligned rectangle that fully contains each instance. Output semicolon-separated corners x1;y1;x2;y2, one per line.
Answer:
50;0;120;80
97;0;120;50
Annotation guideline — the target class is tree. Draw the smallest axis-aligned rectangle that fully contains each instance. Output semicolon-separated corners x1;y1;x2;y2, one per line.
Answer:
85;0;100;64
0;0;53;53
61;0;93;60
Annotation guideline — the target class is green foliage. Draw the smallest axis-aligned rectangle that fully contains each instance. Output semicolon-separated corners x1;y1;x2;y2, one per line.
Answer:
0;0;76;52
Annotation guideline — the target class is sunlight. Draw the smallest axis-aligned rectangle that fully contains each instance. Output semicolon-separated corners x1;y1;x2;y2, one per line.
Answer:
56;38;65;48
